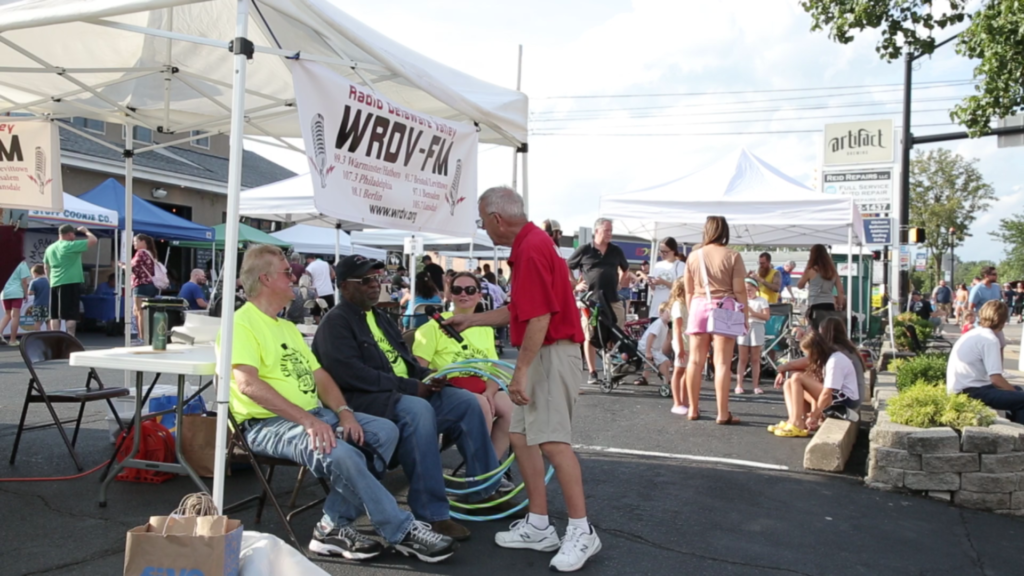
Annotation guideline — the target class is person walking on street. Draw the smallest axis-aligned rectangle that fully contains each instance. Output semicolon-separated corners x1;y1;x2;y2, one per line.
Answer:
568;218;630;385
450;186;601;572
933;280;953;321
683;216;749;424
969;266;1002;316
954;283;970;324
305;254;335;319
43;224;96;337
0;259;32;346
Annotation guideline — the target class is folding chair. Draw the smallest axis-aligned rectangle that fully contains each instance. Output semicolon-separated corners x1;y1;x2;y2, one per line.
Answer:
10;331;130;471
223;411;329;550
761;304;793;374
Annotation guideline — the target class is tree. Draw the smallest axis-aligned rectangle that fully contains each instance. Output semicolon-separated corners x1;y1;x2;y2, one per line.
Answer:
908;148;996;287
955;259;997;287
800;0;1024;136
991;213;1024;281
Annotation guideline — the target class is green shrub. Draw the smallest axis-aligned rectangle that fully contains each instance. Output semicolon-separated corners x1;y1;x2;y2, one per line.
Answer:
893;312;938;352
888;384;997;430
887;358;907;373
888;384;948;428
942;393;997;429
895;353;949;392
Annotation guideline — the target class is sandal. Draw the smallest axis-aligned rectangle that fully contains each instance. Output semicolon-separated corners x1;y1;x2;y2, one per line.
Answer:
767;420;788;433
753;387;765;395
716;412;741;425
733;386;745;395
774;426;809;438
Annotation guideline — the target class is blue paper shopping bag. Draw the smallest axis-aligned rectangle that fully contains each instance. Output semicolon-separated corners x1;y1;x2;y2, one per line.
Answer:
149;395;207;438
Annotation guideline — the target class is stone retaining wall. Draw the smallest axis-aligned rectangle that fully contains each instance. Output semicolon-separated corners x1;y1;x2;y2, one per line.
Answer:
867;373;1024;514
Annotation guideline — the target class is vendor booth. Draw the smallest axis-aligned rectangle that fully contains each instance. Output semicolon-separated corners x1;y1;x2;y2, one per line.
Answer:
269;224;386;260
0;0;528;522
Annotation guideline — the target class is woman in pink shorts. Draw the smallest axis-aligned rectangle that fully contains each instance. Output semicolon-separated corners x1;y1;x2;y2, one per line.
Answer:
682;216;749;424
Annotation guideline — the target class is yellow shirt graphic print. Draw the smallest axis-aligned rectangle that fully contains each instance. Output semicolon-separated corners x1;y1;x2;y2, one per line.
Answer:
366;310;408;378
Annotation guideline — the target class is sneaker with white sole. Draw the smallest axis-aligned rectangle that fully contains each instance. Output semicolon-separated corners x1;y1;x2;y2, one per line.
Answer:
394;520;457;563
308;524;384;560
494;518;560;551
549;524;601;572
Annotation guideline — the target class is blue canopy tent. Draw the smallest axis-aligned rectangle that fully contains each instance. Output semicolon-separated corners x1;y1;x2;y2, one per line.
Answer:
78;178;215;242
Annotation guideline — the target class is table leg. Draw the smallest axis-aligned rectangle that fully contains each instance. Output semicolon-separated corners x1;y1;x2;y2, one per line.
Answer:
175;374;210;494
99;371;144;507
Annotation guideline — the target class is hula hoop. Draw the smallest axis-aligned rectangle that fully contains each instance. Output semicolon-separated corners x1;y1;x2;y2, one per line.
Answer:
424;358;555;521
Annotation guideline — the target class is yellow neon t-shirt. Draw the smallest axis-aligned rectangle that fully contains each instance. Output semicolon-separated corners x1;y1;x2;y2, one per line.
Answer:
366;310;408;378
412;311;497;372
221;302;321;423
758;268;780;304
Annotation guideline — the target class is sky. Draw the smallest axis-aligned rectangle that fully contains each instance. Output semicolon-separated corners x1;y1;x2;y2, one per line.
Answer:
245;0;1022;262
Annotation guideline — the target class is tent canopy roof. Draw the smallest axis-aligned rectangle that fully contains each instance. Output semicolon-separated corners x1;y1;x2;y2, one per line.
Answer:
269;224;385;260
600;148;865;247
78;178;215;241
0;0;527;147
239;174;355;229
27;192;119;229
350;228;495;253
174;222;290;249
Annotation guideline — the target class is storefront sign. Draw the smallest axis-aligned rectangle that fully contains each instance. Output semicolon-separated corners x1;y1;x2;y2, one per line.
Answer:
0;121;62;211
862;217;892;245
822;169;893;215
823;120;894;166
290;61;479;236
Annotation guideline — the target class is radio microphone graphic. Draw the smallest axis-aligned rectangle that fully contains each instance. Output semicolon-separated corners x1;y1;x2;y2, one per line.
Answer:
311;114;328;187
446;159;462;215
34;147;46;195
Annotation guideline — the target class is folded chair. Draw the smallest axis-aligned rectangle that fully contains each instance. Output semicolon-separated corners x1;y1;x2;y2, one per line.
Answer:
10;331;131;471
223;410;329;550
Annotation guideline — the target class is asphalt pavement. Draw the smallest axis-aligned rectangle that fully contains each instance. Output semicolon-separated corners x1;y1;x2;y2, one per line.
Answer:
1;323;1023;575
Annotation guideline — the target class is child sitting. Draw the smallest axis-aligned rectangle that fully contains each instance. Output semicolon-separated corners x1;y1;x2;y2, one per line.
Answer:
641;302;671;386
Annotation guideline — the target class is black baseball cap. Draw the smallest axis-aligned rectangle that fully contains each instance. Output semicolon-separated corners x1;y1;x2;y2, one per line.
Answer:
911;290;921;296
336;255;384;281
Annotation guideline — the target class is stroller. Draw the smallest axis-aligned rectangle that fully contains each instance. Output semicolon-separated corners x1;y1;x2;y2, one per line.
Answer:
579;291;670;396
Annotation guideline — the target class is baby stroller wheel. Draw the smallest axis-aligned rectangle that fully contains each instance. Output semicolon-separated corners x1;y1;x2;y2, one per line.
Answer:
599;379;614;394
659;384;671;398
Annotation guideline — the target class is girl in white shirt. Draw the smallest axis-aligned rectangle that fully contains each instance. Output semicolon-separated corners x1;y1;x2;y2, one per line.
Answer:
647;237;686;316
774;329;861;438
735;278;771;395
667;278;690;415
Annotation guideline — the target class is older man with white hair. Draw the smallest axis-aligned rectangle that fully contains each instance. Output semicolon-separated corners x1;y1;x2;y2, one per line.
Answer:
776;259;797;301
448;186;601;572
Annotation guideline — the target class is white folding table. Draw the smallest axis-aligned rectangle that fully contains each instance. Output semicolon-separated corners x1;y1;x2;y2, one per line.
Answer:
70;344;217;506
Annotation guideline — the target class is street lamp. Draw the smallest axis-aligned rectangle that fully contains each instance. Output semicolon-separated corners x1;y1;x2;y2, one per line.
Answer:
949;227;956;286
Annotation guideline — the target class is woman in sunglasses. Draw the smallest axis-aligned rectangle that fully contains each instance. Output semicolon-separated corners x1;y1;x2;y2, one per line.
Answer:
413;272;513;459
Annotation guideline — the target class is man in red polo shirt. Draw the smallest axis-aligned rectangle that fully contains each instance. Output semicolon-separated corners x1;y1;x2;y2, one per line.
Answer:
447;186;600;572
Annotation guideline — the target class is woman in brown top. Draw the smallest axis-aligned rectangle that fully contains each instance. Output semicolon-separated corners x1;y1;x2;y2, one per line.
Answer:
682;216;749;423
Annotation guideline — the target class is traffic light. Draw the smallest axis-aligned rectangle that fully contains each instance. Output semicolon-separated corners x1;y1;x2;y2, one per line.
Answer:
871;250;882;260
908;227;926;244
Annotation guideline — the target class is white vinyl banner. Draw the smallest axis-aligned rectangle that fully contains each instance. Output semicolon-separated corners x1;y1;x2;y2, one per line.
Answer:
0;121;63;211
290;61;479;236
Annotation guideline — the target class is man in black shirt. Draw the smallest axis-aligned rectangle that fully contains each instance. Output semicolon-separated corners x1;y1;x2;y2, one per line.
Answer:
568;218;630;383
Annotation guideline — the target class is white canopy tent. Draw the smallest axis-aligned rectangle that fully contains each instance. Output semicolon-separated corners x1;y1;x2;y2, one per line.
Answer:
26;192;119;229
269;224;385;260
0;0;528;512
600;148;867;330
351;228;496;253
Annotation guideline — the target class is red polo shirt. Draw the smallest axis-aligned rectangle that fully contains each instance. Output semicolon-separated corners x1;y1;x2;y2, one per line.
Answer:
508;222;584;347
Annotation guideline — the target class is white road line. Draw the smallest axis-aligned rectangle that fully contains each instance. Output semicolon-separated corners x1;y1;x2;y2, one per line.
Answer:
573;444;790;471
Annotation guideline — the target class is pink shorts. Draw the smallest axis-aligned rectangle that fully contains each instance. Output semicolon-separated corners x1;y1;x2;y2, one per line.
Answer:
686;296;741;335
2;298;24;311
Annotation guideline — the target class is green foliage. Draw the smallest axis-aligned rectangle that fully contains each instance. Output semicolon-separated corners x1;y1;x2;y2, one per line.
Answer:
887;357;907;373
800;0;1024;136
909;149;996;288
892;312;940;352
894;352;949;392
991;212;1024;282
888;383;996;430
955;259;998;287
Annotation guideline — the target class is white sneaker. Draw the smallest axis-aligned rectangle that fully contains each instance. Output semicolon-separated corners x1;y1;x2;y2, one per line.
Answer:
549;524;601;572
494;518;560;551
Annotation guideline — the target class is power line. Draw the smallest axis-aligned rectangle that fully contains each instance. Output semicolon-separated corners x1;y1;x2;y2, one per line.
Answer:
535;79;972;100
530;122;958;137
530;95;967;122
531;81;972;116
533;107;952;130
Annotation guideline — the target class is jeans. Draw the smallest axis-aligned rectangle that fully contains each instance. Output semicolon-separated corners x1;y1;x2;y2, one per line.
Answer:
963;386;1024;425
391;387;500;521
244;407;413;544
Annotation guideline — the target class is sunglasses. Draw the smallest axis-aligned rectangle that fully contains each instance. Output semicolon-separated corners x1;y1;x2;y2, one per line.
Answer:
345;275;381;286
450;285;479;296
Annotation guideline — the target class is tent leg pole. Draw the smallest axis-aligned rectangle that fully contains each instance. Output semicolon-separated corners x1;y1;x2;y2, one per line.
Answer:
114;229;120;323
858;243;865;344
213;0;252;513
847;225;853;335
334;224;341;304
123;127;134;391
521;150;529;217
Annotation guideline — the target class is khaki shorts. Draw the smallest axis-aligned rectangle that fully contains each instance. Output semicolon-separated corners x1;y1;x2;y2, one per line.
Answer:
511;342;582;446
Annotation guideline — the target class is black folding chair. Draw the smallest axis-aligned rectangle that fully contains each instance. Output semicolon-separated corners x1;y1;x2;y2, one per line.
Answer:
223;411;328;550
10;331;130;471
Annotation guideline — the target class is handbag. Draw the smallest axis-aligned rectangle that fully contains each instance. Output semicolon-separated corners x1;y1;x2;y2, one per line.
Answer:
696;249;747;338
